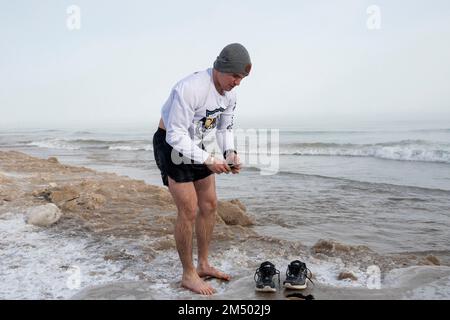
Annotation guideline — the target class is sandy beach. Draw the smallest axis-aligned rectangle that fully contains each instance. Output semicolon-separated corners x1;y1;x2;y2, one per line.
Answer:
1;150;449;300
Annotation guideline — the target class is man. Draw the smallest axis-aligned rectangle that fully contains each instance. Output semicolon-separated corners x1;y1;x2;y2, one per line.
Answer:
152;43;251;295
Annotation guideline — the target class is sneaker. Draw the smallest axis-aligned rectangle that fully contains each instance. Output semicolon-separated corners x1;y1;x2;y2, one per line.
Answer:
283;260;312;290
254;261;280;292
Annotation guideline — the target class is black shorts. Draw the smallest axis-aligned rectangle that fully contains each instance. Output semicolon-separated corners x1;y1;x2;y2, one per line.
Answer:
152;127;212;187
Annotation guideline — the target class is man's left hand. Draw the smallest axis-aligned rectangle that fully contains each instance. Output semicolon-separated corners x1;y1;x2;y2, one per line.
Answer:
225;152;242;174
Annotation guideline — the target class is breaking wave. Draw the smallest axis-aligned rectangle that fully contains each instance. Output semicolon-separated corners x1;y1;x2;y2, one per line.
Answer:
22;137;450;164
26;139;152;152
282;140;450;164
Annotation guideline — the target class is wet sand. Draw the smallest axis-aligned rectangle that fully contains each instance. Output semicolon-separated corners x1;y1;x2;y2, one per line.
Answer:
71;264;450;300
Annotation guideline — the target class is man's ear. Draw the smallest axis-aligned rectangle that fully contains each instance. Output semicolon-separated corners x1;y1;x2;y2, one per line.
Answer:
245;64;252;74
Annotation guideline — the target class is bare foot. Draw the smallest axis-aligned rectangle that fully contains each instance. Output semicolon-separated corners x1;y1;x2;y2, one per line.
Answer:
197;265;231;281
182;272;216;295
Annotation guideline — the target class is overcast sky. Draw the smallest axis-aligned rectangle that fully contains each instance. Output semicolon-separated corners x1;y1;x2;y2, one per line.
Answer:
1;0;449;130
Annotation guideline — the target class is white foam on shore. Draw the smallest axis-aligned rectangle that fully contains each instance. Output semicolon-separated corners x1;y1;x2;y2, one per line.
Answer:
383;266;450;299
0;212;138;299
71;247;385;300
2;212;449;299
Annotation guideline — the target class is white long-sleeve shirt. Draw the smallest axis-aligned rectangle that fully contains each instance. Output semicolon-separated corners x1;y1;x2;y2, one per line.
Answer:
161;68;236;164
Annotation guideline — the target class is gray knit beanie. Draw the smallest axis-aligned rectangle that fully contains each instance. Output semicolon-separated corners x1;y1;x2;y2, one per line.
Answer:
213;43;252;76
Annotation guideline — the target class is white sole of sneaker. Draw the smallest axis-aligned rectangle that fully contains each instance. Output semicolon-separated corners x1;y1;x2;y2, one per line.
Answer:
283;282;307;290
255;286;277;293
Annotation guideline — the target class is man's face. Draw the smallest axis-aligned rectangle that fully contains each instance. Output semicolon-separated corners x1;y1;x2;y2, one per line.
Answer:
217;72;246;92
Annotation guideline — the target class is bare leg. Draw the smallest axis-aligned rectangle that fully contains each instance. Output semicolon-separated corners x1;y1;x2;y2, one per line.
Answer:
168;177;215;295
194;175;231;281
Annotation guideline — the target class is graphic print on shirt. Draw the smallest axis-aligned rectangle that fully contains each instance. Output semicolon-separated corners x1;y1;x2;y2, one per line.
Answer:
196;107;226;135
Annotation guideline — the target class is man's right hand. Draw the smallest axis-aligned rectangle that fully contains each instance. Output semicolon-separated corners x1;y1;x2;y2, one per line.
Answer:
205;156;231;174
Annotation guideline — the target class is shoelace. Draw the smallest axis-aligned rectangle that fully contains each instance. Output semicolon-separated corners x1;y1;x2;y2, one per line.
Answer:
305;268;314;286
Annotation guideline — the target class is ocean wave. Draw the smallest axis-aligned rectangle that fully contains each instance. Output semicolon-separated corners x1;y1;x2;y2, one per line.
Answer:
279;128;450;134
108;145;153;151
25;138;152;151
26;140;81;150
23;137;450;164
66;139;148;145
281;140;450;164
